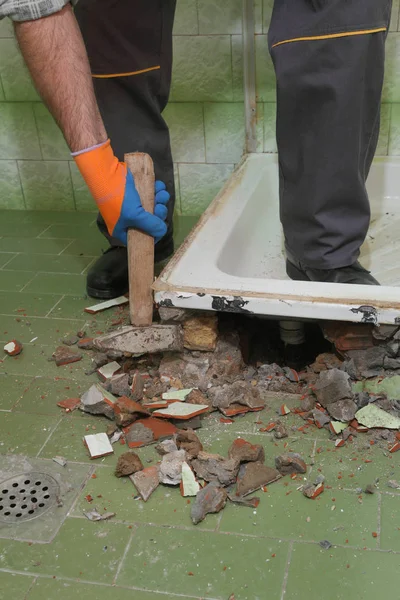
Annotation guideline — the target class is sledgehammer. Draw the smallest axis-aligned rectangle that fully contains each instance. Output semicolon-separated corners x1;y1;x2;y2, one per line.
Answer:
93;153;183;355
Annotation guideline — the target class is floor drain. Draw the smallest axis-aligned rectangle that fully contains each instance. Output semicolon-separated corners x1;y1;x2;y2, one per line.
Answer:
0;472;60;523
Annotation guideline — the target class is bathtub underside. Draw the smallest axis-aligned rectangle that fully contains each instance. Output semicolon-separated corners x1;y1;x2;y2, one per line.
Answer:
154;154;400;325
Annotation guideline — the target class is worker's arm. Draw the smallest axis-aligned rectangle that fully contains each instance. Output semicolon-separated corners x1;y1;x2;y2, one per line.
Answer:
4;2;169;245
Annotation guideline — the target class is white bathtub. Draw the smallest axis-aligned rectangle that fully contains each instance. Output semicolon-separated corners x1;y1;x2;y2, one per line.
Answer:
154;154;400;325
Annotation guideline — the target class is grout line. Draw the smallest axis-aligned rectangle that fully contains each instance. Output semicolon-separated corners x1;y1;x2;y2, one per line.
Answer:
19;273;38;292
35;416;63;458
23;575;38;599
67;465;96;518
280;540;294;600
377;492;382;548
69;514;218;534
60;240;75;255
113;526;136;584
80;257;96;275
0;253;18;270
36;224;53;239
45;295;65;317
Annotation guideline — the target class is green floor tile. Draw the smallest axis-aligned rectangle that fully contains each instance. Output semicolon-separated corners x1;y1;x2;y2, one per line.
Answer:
0;291;61;316
47;295;130;329
71;466;219;530
284;543;400;599
354;375;400;400
60;237;106;257
0;222;49;238
0;374;33;410
12;376;89;416
380;493;400;550
0;252;16;267
0;271;36;292
0;518;131;584
39;224;100;240
27;579;180;600
0;411;60;455
0;238;72;254
5;254;93;274
117;525;288;599
0;572;35;600
0;344;61;377
0;210;95;226
0;316;86;345
23;273;87;295
219;484;379;548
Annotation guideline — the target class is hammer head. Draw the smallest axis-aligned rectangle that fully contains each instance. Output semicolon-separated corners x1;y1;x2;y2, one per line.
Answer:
93;324;183;356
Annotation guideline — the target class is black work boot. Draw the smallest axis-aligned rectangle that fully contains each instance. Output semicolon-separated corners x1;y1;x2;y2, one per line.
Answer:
286;257;379;286
86;234;174;299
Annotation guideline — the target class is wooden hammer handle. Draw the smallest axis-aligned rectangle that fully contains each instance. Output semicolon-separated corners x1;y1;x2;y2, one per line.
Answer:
125;152;155;327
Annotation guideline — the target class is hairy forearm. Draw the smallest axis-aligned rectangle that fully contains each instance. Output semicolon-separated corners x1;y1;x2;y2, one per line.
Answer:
15;4;107;152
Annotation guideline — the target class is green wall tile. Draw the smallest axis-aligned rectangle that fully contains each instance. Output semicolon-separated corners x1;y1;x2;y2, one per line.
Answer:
0;103;41;159
264;102;277;152
173;0;198;35
0;77;5;100
171;35;233;101
263;0;273;32
255;34;276;102
179;162;234;215
254;0;263;34
164;102;205;162
173;162;182;213
383;33;400;103
205;102;245;163
34;103;70;160
376;103;391;155
389;103;400;154
0;16;13;37
69;162;94;211
0;37;40;101
390;0;400;31
0;160;25;209
231;34;244;101
18;160;75;210
198;0;242;34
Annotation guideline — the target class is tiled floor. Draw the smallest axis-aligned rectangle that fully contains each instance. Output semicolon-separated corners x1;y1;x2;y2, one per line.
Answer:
1;210;400;599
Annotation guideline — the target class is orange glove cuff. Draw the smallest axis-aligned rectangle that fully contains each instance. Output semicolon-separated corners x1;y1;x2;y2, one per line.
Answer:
73;140;127;234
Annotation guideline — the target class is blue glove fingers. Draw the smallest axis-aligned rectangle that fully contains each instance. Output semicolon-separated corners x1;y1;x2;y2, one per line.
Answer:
155;180;166;194
155;189;170;206
154;204;168;221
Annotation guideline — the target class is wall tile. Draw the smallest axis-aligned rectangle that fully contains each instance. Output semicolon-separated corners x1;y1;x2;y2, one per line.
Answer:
18;161;75;210
173;0;198;35
173;163;182;213
0;77;5;101
263;0;273;32
0;17;13;37
179;162;234;215
0;37;39;101
164;102;205;162
255;34;276;102
388;103;400;154
254;0;263;34
204;102;245;163
198;0;242;34
376;103;391;155
0;160;25;209
34;103;70;160
170;36;233;101
263;102;277;152
383;33;400;103
0;103;41;159
390;0;400;31
231;34;244;101
69;162;94;211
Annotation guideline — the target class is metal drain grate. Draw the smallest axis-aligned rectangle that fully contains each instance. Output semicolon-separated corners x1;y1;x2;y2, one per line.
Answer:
0;472;60;523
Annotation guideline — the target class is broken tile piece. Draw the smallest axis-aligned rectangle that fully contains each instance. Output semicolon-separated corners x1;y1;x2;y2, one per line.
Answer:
228;438;265;463
109;373;131;397
302;482;324;499
191;452;239;486
115;452;143;477
153;401;209;420
52;456;67;467
162;388;193;401
355;404;400;429
158;449;187;485
227;493;260;508
84;295;128;314
191;482;227;524
329;421;348;435
4;339;23;356
156;438;179;455
275;453;307;475
83;508;116;521
181;462;200;496
175;429;203;458
80;383;116;420
114;396;150;427
279;404;291;416
130;466;159;501
77;337;94;350
84;433;114;459
123;417;177;448
52;345;82;367
57;397;81;412
97;361;122;381
236;462;281;496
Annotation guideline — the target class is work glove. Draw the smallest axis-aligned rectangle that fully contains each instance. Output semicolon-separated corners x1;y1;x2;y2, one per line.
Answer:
73;140;170;246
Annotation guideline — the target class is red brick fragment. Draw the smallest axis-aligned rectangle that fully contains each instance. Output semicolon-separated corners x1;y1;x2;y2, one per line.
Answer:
4;339;23;356
57;397;81;412
389;442;400;453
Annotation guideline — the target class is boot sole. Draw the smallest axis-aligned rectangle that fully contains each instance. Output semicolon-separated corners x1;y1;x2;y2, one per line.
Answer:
286;260;311;282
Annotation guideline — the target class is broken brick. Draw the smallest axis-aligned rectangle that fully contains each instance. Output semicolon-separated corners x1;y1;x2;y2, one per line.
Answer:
175;429;203;459
123;418;177;448
80;383;116;420
57;397;80;412
183;315;218;351
191;451;240;486
77;337;94;350
114;396;150;427
302;482;324;499
115;451;143;477
275;453;307;475
279;404;290;416
191;482;227;525
236;462;281;496
52;345;82;367
4;339;23;356
322;322;374;352
131;371;144;400
130;466;159;501
228;438;265;464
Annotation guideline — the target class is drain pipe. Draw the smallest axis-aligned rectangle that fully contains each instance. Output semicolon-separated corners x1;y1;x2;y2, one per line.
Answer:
242;0;257;153
279;320;306;346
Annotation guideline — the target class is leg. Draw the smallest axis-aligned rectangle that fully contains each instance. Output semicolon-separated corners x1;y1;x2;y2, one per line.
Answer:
75;0;176;297
269;0;391;276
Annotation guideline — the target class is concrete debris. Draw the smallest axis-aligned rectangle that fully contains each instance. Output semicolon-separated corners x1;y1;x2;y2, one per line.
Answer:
92;352;109;369
258;363;284;379
208;332;244;380
130;466;159;501
273;423;289;439
319;540;332;550
275;453;307;475
109;373;131;397
52;456;67;467
181;462;200;496
156;438;179;455
144;378;169;400
159;306;195;323
57;397;80;412
354;391;371;409
52;345;82;367
312;409;331;429
84;432;114;459
182;354;211;391
153;401;209;420
300;395;316;412
227;493;260;508
97;361;121;381
159;354;186;381
310;353;343;373
356;404;400;429
115;452;143;477
93;324;184;356
175;429;203;459
114;396;150;427
228;438;265;464
208;380;265;412
302;482;324;499
191;451;240;486
77;337;94;350
388;480;400;489
191;481;227;525
4;339;23;356
327;399;357;422
83;508;116;521
123;417;177;448
346;347;387;379
313;369;356;421
372;325;399;342
80;383;116;420
364;484;376;495
183;314;218;351
84;295;128;314
158;449;187;485
236;462;281;496
383;356;400;370
130;371;144;400
62;335;79;346
106;423;118;437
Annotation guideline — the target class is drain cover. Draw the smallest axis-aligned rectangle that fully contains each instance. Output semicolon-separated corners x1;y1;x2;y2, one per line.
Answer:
0;472;60;523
